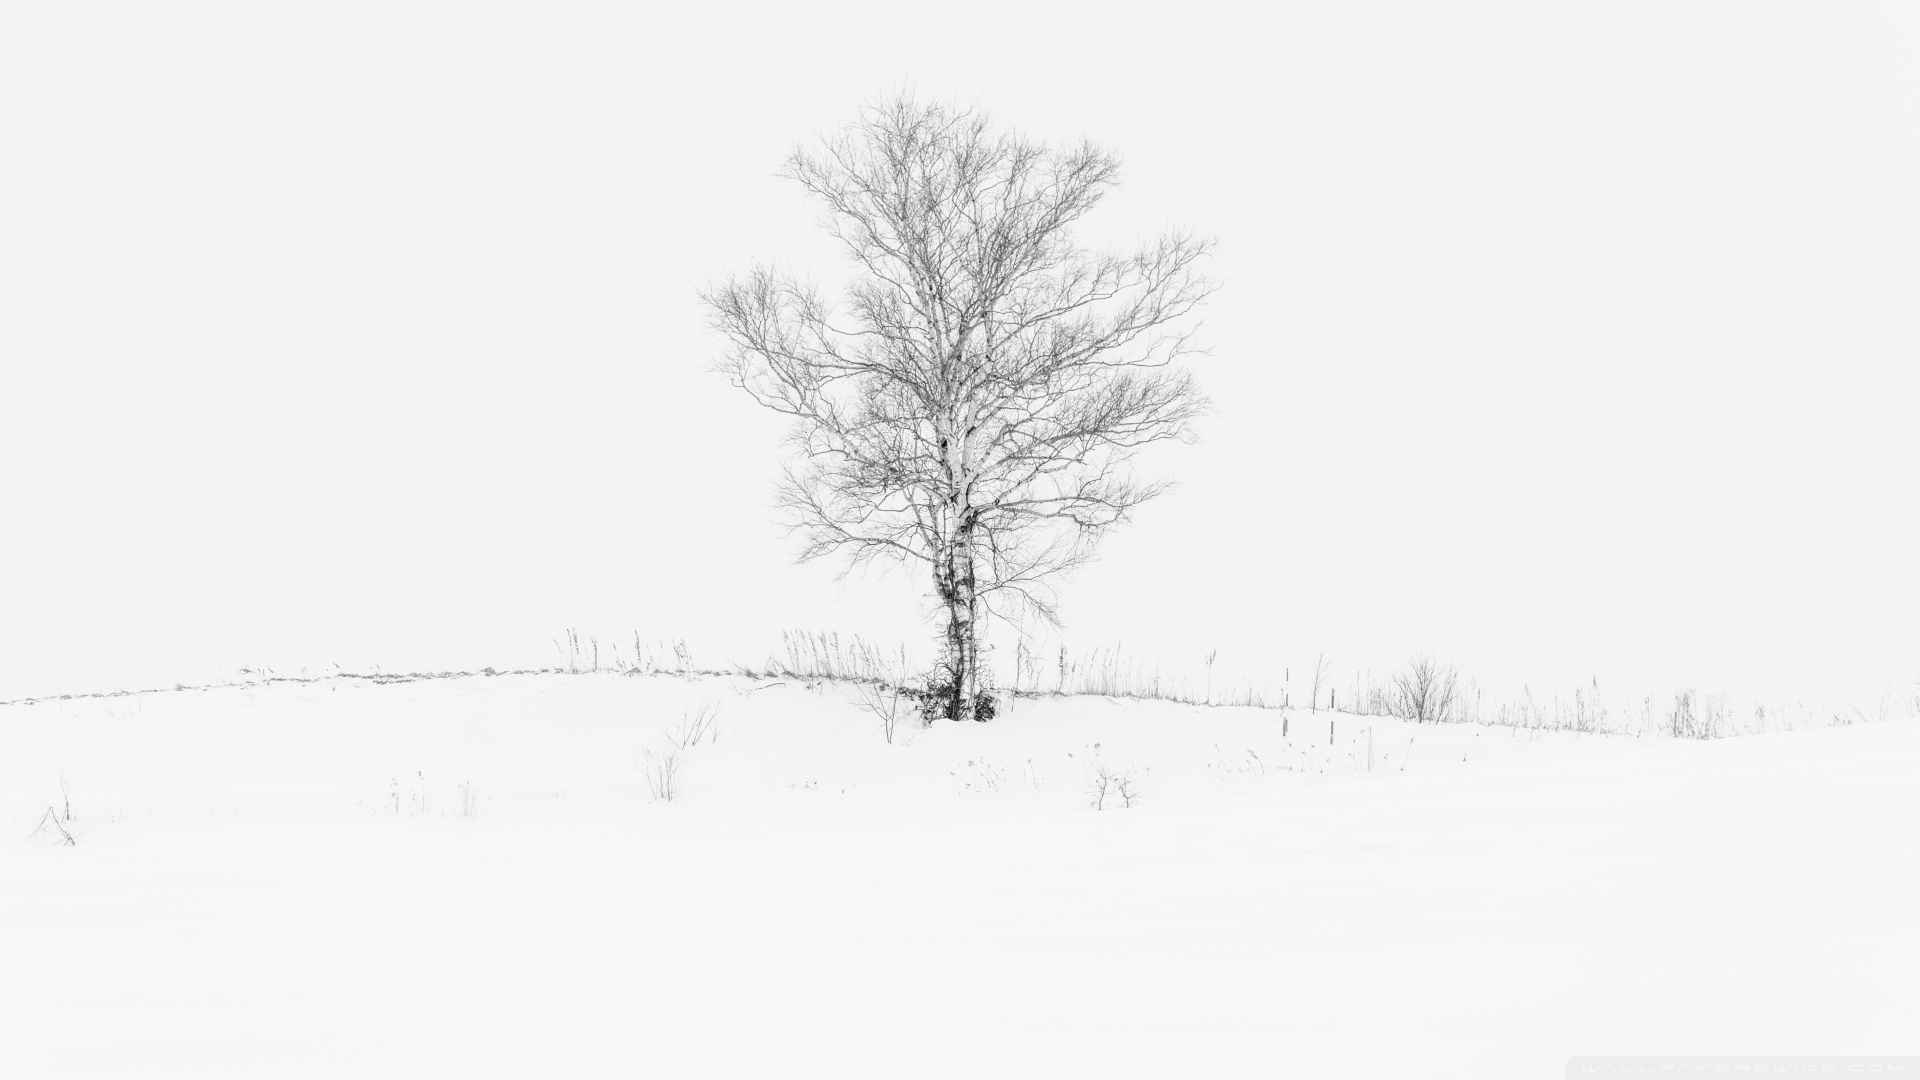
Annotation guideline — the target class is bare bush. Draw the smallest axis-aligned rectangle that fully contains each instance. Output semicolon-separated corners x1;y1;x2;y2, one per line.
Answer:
854;679;915;744
1665;690;1723;739
637;705;719;802
1390;655;1461;724
661;702;721;750
1085;744;1147;810
1570;679;1610;734
31;780;78;846
31;808;76;845
639;748;683;802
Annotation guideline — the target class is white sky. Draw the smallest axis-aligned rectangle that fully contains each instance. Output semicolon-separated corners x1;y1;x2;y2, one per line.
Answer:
2;1;1915;704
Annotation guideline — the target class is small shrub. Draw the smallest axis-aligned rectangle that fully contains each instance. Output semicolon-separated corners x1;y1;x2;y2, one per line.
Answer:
1085;743;1146;810
1666;690;1722;739
640;747;682;802
1390;655;1461;724
31;806;78;846
661;702;721;750
854;680;914;744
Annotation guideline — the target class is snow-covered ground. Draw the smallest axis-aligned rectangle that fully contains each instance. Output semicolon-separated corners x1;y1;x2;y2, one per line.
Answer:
5;673;1915;1077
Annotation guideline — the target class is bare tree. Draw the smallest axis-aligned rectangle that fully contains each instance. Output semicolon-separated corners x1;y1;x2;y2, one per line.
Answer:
1309;647;1332;712
1391;654;1461;724
705;97;1214;721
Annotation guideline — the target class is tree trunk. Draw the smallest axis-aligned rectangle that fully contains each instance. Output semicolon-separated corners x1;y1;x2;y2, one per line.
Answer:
933;399;985;721
937;520;982;721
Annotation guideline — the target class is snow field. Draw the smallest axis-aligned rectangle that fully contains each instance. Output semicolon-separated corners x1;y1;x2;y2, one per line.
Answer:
4;673;1914;1077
